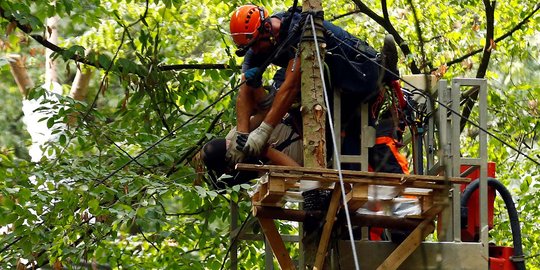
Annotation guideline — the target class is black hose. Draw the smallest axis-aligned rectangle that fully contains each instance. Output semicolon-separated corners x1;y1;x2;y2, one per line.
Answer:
461;177;526;270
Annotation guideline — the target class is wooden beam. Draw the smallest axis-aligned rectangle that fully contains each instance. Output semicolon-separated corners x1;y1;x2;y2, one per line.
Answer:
253;206;323;222
313;185;343;270
345;184;369;211
236;164;470;184
260;178;286;205
376;206;443;270
376;218;436;270
257;218;296;270
347;213;423;230
268;172;461;189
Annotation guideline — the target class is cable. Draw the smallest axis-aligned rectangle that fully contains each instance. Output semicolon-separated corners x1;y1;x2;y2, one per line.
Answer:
309;15;361;270
96;80;243;186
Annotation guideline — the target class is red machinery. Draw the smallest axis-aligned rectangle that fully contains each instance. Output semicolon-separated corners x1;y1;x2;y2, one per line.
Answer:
460;163;517;270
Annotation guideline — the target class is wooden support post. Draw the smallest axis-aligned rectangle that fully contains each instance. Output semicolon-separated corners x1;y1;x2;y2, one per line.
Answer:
230;201;239;270
313;185;342;270
253;206;323;222
260;178;287;205
376;218;436;270
376;205;442;270
257;217;296;270
345;184;369;212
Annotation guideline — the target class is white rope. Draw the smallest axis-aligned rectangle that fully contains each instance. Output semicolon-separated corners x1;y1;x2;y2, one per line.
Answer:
308;15;361;270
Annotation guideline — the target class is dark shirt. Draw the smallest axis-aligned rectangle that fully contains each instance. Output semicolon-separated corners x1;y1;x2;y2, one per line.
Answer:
242;11;380;100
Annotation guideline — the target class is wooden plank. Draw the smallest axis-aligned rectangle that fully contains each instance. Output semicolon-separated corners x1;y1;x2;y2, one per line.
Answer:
257;217;296;270
346;184;369;212
269;172;455;189
253;206;324;222
402;189;432;197
313;185;343;270
269;171;467;186
421;205;445;219
349;213;423;230
260;178;286;205
376;218;436;270
236;164;470;184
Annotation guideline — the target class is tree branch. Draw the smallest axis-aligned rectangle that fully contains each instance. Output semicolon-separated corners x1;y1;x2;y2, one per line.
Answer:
138;227;160;252
406;0;428;73
460;0;496;131
166;111;225;177
159;64;237;70
443;3;540;75
0;6;238;73
351;0;421;73
381;0;390;20
329;9;360;21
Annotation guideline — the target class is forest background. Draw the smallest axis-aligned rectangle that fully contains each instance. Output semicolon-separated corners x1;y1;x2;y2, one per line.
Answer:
0;0;539;269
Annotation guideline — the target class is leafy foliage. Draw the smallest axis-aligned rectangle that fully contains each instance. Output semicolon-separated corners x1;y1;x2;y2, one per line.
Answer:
0;0;539;269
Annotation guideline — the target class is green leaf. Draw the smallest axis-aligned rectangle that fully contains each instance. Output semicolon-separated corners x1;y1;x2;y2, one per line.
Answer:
88;199;99;211
61;0;73;14
98;54;112;69
47;117;55;128
59;134;67;145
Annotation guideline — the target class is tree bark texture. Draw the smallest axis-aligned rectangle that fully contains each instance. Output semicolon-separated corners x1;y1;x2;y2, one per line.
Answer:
301;1;327;169
45;16;60;86
69;66;93;101
301;0;329;268
7;54;34;98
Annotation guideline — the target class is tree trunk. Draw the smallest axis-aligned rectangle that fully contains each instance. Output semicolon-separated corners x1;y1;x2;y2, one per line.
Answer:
45;15;60;87
300;0;328;268
7;54;34;98
300;5;326;169
69;65;93;101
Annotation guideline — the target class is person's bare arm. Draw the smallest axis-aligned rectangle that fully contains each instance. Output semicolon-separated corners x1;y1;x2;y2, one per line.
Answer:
235;76;258;133
262;58;301;127
264;148;300;166
242;58;301;157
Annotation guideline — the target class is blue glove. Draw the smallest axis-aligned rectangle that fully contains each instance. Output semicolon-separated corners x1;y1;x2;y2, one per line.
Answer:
244;67;262;88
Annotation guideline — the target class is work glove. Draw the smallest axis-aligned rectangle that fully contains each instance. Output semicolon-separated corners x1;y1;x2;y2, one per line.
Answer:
225;131;248;168
243;122;274;157
244;67;262;88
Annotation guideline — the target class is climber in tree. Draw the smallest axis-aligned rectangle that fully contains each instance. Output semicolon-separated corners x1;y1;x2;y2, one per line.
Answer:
200;68;303;188
226;4;405;173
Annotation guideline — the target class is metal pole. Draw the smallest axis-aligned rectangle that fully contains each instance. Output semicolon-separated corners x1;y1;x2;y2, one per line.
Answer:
437;79;453;241
451;79;462;242
230;201;239;270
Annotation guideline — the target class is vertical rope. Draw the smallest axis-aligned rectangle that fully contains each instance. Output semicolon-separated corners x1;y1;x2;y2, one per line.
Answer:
309;15;361;270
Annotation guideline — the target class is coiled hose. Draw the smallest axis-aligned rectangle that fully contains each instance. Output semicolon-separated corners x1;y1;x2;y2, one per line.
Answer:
461;177;526;270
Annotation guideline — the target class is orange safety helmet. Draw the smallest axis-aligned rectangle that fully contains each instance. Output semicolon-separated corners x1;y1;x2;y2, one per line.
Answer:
229;4;269;48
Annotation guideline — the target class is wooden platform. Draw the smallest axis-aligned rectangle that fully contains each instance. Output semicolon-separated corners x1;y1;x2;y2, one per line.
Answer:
236;164;470;270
